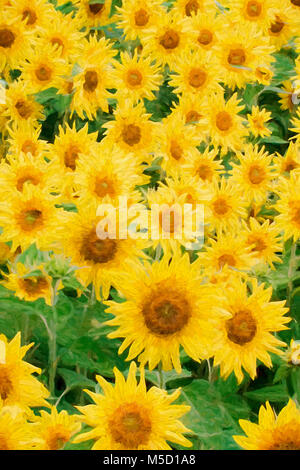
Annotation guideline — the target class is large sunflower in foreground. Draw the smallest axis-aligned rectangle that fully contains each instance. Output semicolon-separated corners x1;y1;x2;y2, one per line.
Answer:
234;399;300;450
106;251;225;372
73;362;192;450
212;277;290;383
0;332;49;409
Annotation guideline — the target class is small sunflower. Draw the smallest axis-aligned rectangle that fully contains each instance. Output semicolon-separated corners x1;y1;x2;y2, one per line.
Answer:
2;263;54;306
188;10;223;52
234;399;300;450
273;142;300;176
273;172;300;241
241;217;283;268
229;144;277;204
31;406;81;450
106;251;225;372
204;91;248;154
73;362;192;450
247;105;272;138
0;14;33;71
6;121;50;159
225;0;279;32
6;0;54;31
212;276;290;383
182;147;224;184
111;50;162;103
0;332;50;409
172;0;217;18
3;80;44;127
76;0;114;29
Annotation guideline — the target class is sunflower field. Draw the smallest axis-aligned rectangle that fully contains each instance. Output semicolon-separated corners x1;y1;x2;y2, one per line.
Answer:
1;0;300;453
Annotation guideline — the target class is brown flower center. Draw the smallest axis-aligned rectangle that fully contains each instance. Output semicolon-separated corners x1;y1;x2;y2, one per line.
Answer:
142;285;190;336
21;276;48;295
248;235;267;252
109;403;152;449
270;17;285;34
218;254;236;269
16;172;40;191
0;28;15;48
198;29;213;46
80;229;117;264
0;435;9;450
19;209;43;231
246;1;262;17
22;8;37;25
284;160;298;172
228;48;246;66
126;69;143;87
291;0;300;6
188;68;207;88
88;3;104;15
46;426;70;450
134;8;149;27
248;164;265;184
186;110;201;124
159;29;180;50
21;140;37;155
83;70;98;92
35;65;52;82
64;144;80;171
170;140;183;161
94;176;115;198
215;111;233;131
51;37;64;50
226;309;257;345
0;366;13;400
15;100;32;119
122;124;141;146
185;0;199;16
212;197;230;216
197;164;212;181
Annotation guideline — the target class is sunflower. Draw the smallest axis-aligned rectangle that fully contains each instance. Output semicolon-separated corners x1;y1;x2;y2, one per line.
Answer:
111;50;162;103
0;14;33;71
0;332;49;409
229;144;277;204
30;406;81;450
241;217;283;268
74;143;148;207
76;0;114;29
50;122;98;174
216;20;275;89
6;0;54;31
225;0;279;32
204;91;248;154
196;232;256;281
234;399;300;450
142;11;193;68
115;0;166;41
102;100;161;164
273;142;300;176
73;362;192;450
146;182;203;253
172;0;217;17
0;242;15;266
0;151;63;196
158;113;202;176
169;49;222;97
106;251;225;372
3;80;44;127
267;5;296;49
71;35;116;119
212;276;290;383
205;177;248;234
38;11;84;63
188;10;223;52
170;93;206;129
0;184;65;252
20;44;69;94
6;121;50;159
57;203;148;300
2;263;54;305
273;172;300;241
0;401;43;450
182;147;224;184
247;105;272;138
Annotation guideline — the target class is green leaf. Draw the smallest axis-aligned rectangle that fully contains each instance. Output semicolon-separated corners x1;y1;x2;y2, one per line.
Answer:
244;384;289;402
57;368;96;390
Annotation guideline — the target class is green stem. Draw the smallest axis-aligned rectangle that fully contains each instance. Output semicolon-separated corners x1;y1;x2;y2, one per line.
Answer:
158;363;165;389
48;280;60;399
